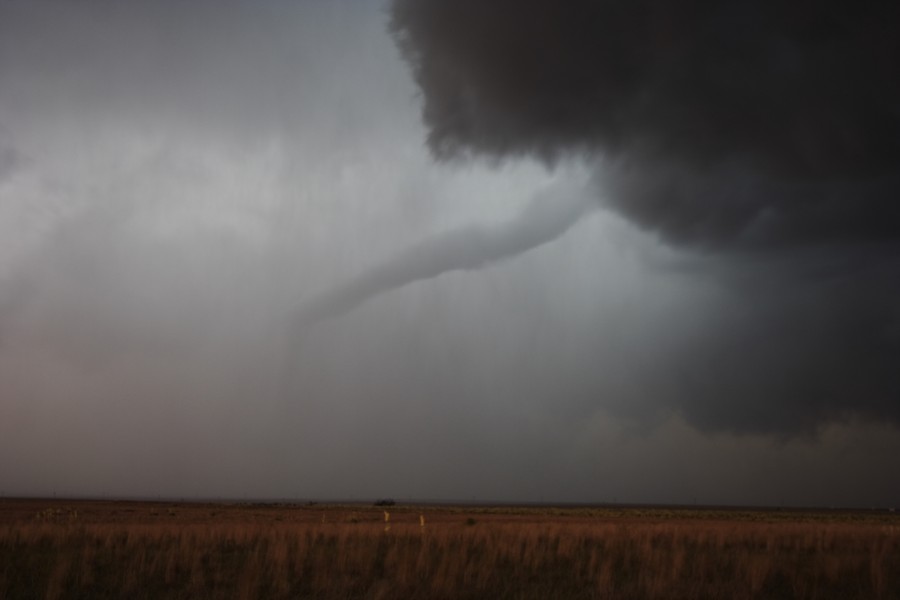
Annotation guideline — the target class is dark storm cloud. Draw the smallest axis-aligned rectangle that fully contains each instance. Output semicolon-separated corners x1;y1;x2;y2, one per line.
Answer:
390;0;900;248
390;0;900;432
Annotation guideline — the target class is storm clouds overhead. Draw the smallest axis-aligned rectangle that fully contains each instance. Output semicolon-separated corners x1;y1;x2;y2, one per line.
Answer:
391;0;900;248
0;0;898;507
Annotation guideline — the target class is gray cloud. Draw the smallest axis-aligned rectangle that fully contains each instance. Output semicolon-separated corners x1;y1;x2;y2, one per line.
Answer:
390;0;900;433
0;132;20;181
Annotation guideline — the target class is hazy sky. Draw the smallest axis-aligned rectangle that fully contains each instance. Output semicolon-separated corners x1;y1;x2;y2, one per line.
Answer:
1;0;898;507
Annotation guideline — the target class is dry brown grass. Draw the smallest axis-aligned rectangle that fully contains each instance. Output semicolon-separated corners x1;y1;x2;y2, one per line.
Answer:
1;499;898;599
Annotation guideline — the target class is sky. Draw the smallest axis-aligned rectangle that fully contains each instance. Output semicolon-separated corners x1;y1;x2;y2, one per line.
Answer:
1;0;898;507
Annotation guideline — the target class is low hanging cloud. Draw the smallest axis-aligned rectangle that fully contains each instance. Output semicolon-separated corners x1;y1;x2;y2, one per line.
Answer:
389;0;900;433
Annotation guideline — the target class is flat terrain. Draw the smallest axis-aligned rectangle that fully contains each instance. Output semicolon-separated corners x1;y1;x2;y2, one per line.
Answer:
1;498;898;599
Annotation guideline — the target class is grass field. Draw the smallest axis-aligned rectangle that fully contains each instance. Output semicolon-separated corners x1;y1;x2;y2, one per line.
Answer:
1;499;898;599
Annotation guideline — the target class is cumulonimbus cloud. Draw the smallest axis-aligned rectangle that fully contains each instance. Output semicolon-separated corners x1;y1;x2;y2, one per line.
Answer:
389;0;900;249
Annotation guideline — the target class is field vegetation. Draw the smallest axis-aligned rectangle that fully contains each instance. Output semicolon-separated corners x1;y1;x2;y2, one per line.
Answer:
1;499;898;599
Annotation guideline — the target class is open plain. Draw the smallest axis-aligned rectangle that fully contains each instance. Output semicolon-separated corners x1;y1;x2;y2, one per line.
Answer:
1;498;898;599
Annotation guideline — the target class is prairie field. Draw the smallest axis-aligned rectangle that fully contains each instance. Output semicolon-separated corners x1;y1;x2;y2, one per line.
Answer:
1;499;898;599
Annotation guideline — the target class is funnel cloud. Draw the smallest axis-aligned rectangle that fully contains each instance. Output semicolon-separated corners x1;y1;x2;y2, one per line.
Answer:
292;179;595;332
